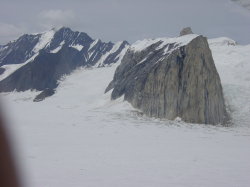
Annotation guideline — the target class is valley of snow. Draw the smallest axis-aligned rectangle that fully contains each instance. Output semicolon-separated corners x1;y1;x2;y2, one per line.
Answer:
1;37;250;187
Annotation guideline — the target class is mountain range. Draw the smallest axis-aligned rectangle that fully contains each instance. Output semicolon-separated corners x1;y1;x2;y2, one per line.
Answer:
0;27;129;93
1;26;249;125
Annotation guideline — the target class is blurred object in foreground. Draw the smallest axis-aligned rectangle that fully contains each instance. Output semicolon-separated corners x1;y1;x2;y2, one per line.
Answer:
0;109;21;187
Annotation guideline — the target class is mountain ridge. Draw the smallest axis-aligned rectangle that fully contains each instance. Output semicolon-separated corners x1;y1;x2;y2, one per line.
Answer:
0;27;129;95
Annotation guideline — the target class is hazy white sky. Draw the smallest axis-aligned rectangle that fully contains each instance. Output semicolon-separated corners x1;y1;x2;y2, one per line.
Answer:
0;0;250;44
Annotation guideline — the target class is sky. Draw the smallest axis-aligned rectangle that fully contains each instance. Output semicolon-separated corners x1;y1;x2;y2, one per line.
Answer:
0;0;250;44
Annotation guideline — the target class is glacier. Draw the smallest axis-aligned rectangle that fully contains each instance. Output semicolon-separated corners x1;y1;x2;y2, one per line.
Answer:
0;36;250;187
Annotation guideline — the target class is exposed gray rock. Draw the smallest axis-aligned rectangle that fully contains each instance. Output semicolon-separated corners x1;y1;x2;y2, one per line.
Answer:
180;27;193;36
33;88;55;102
106;35;228;125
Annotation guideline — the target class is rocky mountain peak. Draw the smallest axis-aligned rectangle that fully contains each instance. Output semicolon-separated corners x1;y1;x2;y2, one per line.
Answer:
106;34;228;125
180;27;194;36
54;27;93;44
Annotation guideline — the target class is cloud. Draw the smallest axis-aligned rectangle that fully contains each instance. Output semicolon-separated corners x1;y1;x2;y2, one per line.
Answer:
38;9;76;29
231;0;250;10
0;22;26;44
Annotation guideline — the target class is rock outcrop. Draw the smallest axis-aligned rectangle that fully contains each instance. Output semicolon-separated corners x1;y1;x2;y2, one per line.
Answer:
106;34;228;125
33;88;55;102
180;27;193;36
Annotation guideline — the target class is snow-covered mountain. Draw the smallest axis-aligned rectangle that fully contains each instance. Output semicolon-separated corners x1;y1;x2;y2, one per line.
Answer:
0;27;129;93
1;34;250;187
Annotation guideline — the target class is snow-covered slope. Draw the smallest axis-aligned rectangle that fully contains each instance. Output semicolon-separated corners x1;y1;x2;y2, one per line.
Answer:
122;34;200;66
130;34;199;52
1;35;250;187
208;37;250;127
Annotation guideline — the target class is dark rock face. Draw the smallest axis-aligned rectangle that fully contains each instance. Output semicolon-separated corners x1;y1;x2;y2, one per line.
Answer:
106;35;228;125
0;27;129;95
33;88;55;102
180;27;193;36
0;46;82;92
0;34;40;65
0;67;5;75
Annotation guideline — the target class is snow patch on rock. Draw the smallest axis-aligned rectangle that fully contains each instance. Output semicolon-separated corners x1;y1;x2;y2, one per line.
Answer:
50;41;65;53
0;53;38;81
130;34;199;52
33;29;55;53
95;41;127;67
70;44;84;51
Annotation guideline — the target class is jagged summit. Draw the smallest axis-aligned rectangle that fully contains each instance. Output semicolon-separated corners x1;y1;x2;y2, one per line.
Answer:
49;27;93;49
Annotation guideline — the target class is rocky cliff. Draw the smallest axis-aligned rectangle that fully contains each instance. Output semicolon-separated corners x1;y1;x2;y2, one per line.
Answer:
106;34;228;125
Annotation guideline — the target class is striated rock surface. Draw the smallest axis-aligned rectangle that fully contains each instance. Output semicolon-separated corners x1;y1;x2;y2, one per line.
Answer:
106;34;228;125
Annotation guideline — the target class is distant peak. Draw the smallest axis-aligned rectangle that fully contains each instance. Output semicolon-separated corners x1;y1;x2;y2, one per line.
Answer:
180;27;194;36
58;26;71;31
121;40;130;46
208;37;237;46
55;26;73;34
